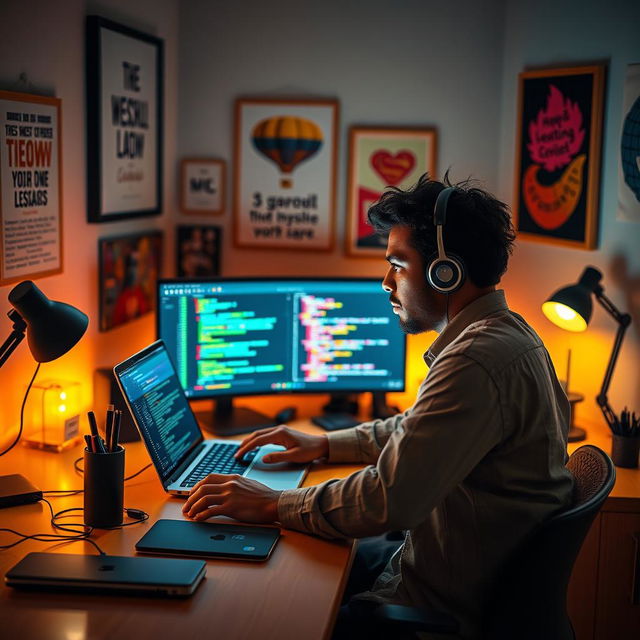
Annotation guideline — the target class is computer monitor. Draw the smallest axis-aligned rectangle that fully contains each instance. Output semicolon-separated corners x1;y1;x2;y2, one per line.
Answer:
157;278;406;434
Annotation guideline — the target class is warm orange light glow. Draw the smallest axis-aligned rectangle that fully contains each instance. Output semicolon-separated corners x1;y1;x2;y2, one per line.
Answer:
542;301;587;332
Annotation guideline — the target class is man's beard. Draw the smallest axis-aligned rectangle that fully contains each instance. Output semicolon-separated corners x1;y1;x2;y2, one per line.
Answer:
398;315;425;335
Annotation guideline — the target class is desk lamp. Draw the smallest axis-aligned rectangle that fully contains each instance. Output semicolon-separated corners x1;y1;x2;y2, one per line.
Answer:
0;281;88;507
542;266;632;441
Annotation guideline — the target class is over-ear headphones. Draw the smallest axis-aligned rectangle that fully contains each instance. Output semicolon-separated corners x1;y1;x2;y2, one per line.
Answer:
426;187;466;293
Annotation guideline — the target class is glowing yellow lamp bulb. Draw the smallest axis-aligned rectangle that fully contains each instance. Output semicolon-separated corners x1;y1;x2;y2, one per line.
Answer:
58;404;66;413
542;301;587;332
59;391;67;400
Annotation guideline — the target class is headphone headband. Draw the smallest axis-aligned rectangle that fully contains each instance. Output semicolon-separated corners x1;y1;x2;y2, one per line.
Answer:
434;187;456;227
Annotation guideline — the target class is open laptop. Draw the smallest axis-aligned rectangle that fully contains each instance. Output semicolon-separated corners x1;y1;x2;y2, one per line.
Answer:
114;340;307;496
5;552;206;597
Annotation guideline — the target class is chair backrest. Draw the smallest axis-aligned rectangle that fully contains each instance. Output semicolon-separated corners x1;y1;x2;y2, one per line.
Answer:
483;445;615;640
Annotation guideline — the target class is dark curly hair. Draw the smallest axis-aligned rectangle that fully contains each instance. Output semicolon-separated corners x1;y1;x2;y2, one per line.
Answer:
367;172;516;288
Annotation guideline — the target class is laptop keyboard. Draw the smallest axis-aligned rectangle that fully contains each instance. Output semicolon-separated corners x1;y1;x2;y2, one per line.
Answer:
182;443;247;487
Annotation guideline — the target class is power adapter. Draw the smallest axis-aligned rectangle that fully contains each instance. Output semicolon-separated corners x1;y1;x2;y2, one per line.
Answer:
0;474;43;509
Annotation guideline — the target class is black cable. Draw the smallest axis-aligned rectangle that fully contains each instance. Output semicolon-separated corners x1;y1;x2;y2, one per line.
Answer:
0;499;149;555
0;362;40;457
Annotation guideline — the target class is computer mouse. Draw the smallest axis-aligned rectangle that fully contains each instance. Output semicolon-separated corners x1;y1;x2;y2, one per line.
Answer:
238;448;260;466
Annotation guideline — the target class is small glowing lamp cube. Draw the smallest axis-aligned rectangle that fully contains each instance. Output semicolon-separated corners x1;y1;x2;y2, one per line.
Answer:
23;379;81;452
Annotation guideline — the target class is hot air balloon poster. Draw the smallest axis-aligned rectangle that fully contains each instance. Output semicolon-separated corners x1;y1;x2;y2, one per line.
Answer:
346;127;437;257
234;98;338;250
514;65;605;249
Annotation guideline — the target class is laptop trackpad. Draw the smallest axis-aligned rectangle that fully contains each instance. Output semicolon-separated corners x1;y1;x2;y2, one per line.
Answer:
246;445;306;491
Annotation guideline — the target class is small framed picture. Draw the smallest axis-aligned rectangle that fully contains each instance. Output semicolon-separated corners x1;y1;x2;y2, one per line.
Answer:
234;98;338;251
176;224;221;277
98;230;163;331
181;158;225;214
346;127;437;257
514;65;605;249
86;16;164;222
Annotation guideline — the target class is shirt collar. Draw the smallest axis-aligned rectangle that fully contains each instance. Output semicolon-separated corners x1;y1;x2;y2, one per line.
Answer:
425;289;509;366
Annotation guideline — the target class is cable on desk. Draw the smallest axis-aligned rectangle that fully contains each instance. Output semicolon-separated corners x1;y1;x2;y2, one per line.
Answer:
0;363;40;458
0;499;149;555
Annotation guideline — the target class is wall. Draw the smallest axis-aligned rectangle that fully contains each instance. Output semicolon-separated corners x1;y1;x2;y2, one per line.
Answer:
177;0;507;413
497;0;640;429
0;0;179;442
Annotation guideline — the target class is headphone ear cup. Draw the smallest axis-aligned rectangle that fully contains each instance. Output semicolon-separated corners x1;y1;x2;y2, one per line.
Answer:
426;253;465;293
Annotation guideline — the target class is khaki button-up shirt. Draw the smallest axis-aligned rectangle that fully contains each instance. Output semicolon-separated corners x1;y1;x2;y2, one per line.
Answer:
278;290;573;638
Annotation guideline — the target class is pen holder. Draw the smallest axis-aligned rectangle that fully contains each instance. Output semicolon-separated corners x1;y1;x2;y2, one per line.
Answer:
611;435;640;469
84;446;124;528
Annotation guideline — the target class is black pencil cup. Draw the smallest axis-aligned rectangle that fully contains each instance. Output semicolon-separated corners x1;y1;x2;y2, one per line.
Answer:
611;435;640;469
84;446;124;527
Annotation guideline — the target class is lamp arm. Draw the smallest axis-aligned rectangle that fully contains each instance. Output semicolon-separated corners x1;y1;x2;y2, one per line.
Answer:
0;309;27;368
594;289;632;431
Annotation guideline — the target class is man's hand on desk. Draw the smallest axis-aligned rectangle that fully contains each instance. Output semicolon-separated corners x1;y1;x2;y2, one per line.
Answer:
234;426;329;464
183;474;281;523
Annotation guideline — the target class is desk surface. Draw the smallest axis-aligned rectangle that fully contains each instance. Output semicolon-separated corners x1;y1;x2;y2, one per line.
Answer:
0;420;360;640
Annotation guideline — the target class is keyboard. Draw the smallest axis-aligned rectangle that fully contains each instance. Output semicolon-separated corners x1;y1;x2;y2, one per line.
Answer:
183;442;247;487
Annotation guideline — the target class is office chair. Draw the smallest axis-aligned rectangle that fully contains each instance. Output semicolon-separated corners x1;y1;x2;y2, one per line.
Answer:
358;445;616;639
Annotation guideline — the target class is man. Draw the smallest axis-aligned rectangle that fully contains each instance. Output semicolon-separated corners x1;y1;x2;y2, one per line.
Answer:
183;174;573;638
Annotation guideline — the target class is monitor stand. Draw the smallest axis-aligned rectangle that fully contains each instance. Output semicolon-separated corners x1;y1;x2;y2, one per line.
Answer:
195;397;277;436
311;393;360;431
371;391;401;419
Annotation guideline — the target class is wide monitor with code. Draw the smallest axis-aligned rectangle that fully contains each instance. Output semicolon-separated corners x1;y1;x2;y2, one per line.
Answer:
157;278;406;432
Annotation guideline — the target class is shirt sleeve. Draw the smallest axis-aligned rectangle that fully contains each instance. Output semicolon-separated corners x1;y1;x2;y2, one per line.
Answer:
325;410;411;463
277;353;503;538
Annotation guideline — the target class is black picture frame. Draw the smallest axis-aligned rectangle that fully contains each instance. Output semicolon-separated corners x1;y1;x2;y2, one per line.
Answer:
86;15;164;222
176;225;222;278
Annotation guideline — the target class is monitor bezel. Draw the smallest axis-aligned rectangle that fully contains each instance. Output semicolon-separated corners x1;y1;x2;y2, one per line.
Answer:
156;276;407;400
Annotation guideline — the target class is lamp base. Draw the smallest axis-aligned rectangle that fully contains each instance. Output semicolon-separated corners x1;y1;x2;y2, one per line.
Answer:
568;426;587;443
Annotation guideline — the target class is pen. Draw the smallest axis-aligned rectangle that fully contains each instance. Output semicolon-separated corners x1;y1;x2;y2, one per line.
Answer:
84;434;94;452
88;411;99;440
105;403;114;452
112;409;122;452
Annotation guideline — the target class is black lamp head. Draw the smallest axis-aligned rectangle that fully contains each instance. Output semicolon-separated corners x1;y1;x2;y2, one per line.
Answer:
542;266;603;332
8;280;88;362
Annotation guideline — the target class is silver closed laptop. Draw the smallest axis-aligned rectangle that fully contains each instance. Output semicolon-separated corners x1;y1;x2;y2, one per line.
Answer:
114;340;307;496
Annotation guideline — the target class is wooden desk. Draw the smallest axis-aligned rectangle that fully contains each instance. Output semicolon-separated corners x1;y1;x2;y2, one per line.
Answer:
567;423;640;640
0;420;360;640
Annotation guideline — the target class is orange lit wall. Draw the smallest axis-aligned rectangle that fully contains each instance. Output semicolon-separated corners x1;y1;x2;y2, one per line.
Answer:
0;0;179;446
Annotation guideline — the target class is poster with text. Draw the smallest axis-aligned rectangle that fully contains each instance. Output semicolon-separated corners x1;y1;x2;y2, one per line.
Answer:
86;16;163;222
234;98;338;250
617;63;640;223
514;65;605;249
346;127;437;257
181;158;225;214
0;91;62;285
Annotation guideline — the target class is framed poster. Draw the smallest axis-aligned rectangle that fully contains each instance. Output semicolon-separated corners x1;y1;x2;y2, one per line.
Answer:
176;224;221;277
86;15;163;222
98;230;163;331
234;98;338;250
0;90;63;286
617;63;640;223
514;65;605;249
181;158;225;214
346;127;437;257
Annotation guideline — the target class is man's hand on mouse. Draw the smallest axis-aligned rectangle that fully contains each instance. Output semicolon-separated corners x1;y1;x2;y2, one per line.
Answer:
182;474;281;523
233;426;329;464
